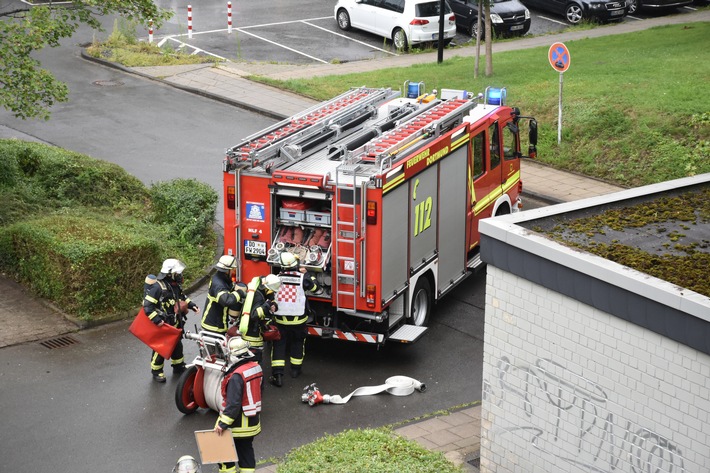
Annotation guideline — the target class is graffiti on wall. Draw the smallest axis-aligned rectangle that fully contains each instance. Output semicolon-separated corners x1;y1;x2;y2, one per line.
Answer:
483;356;686;472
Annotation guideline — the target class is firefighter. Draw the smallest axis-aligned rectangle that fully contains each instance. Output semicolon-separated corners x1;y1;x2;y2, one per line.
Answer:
172;455;201;473
143;258;200;383
238;274;281;364
201;255;247;336
214;337;263;473
269;252;319;387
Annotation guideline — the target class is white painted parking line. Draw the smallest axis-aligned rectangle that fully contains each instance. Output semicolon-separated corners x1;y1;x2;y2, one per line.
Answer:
302;20;398;57
237;16;333;30
534;15;568;26
235;28;330;63
156;36;228;61
626;15;644;21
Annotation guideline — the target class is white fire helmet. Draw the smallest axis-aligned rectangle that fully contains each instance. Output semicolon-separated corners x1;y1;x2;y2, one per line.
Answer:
262;274;281;293
227;337;253;363
279;251;299;269
160;258;186;276
215;254;238;272
172;455;201;473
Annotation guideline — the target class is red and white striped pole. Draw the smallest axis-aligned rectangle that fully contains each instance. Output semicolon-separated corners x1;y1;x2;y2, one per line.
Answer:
227;2;232;34
187;5;193;39
148;19;153;44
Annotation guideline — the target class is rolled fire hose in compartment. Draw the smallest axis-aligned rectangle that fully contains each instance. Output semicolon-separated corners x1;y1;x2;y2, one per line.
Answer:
301;376;426;406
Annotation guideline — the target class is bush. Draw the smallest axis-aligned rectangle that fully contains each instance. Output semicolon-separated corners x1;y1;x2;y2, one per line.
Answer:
0;140;218;321
0;139;148;224
276;428;462;473
0;212;163;319
150;178;219;245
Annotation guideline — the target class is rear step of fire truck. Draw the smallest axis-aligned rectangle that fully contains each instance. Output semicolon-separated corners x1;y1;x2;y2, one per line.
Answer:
332;97;477;344
223;87;398;172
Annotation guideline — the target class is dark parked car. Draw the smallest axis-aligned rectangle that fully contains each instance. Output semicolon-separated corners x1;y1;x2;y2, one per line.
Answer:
521;0;627;24
450;0;531;38
626;0;692;14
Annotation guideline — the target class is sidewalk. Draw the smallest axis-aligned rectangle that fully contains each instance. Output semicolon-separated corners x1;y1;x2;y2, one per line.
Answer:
6;10;705;471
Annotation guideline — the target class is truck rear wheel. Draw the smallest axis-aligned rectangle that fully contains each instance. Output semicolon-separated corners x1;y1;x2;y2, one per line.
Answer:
175;365;199;415
411;277;431;327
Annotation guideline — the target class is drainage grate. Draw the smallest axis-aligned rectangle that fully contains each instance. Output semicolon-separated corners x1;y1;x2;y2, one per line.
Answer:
467;456;481;468
92;80;124;87
40;335;79;349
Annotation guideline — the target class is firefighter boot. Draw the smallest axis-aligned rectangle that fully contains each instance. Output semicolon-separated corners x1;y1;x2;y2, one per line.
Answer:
290;366;302;378
152;371;166;383
172;363;187;375
270;374;283;387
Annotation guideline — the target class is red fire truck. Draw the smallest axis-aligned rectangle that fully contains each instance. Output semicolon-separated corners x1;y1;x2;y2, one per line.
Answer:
222;83;537;346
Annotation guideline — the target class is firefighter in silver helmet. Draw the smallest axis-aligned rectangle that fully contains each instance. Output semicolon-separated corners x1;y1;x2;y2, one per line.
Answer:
269;251;319;387
201;255;247;336
143;258;200;383
172;455;201;473
215;337;263;473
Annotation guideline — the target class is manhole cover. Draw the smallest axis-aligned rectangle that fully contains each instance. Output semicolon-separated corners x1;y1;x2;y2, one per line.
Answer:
92;80;124;87
40;335;79;349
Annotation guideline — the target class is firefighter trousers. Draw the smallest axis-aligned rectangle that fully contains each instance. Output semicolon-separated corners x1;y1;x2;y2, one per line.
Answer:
218;436;256;473
270;321;306;375
150;340;184;374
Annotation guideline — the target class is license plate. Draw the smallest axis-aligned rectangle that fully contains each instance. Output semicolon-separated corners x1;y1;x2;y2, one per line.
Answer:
610;9;623;15
244;240;266;256
511;25;524;31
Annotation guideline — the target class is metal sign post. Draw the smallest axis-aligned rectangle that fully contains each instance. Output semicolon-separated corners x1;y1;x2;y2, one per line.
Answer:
548;42;571;144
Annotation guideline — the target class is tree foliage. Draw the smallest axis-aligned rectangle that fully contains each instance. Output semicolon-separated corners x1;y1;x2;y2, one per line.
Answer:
0;1;172;120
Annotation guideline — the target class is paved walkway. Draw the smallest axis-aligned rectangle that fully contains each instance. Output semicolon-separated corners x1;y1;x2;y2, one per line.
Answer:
5;9;706;471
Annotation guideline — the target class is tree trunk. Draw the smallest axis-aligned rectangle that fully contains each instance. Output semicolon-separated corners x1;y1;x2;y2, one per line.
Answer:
474;0;482;78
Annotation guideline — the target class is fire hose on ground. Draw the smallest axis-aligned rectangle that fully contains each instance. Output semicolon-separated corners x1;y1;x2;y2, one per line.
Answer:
301;376;426;406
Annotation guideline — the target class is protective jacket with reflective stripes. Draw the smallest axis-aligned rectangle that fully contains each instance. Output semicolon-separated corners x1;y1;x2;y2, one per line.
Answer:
143;275;194;327
201;272;245;333
218;360;262;438
239;277;276;348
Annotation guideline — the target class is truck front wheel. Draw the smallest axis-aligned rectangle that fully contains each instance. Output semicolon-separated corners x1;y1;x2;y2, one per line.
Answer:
411;277;432;327
175;365;199;415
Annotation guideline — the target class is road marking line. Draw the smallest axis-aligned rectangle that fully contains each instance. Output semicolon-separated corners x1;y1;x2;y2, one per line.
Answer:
626;15;643;20
535;15;568;26
301;20;398;56
162;37;228;61
238;16;332;29
236;28;329;63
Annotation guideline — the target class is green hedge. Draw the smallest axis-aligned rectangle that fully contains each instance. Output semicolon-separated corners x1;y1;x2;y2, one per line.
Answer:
0;212;162;318
150;178;218;245
0;139;218;321
276;428;462;473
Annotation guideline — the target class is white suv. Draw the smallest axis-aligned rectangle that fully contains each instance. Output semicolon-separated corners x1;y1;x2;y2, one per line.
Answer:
335;0;457;50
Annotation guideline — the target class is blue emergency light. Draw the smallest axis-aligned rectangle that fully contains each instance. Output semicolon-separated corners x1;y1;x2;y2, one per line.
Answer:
404;80;425;99
485;87;507;106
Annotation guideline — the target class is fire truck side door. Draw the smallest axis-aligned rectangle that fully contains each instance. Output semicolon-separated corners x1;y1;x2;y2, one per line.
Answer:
409;165;438;272
381;184;409;301
437;144;468;293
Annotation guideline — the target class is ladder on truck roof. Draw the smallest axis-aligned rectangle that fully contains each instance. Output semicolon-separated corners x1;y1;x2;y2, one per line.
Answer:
223;87;398;172
343;98;476;172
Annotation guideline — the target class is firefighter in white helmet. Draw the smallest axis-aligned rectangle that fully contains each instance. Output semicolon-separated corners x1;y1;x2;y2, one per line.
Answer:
143;258;200;383
215;337;263;473
269;251;319;387
172;455;201;473
201;255;247;335
237;274;281;364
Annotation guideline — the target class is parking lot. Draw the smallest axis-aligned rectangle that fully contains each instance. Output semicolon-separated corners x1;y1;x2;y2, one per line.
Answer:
148;0;704;64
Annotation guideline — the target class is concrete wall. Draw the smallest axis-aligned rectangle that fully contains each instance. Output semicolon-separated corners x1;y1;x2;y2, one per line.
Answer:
480;267;710;473
478;175;710;473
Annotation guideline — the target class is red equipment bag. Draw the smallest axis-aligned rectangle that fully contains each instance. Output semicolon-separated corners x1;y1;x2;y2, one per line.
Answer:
262;324;281;341
129;308;182;358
